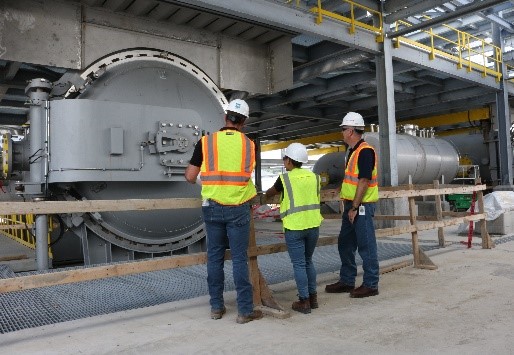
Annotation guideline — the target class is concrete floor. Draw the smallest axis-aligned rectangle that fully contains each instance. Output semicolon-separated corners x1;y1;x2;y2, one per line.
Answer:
0;222;513;354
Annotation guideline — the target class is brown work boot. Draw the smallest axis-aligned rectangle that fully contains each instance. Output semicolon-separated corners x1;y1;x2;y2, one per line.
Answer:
350;285;379;298
292;298;311;314
309;293;319;309
236;310;263;324
325;281;354;293
210;306;226;320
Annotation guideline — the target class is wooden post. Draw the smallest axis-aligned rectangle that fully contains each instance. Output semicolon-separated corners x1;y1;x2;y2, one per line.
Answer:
248;213;262;306
433;180;445;247
408;184;420;266
477;190;494;249
408;184;437;269
248;210;290;318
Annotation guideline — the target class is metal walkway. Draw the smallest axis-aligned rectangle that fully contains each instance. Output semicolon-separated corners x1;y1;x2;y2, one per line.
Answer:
1;235;513;334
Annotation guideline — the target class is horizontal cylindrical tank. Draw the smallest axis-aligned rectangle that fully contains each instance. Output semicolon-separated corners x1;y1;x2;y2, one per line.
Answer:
313;132;460;185
3;49;229;264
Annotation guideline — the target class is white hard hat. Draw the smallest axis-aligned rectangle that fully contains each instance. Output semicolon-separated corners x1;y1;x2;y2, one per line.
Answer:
226;99;249;119
340;112;365;128
284;142;309;164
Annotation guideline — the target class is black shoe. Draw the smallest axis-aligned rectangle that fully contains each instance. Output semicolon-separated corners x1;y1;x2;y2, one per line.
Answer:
325;281;354;293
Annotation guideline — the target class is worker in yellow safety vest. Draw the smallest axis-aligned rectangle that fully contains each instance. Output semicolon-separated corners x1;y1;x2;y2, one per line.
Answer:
266;142;323;314
185;99;263;324
325;111;380;298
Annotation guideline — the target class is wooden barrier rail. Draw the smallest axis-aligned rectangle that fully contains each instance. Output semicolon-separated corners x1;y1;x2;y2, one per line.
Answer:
0;182;493;318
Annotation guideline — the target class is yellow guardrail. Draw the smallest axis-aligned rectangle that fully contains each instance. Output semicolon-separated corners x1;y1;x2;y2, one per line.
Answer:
393;19;502;82
0;214;53;258
284;1;507;83
309;0;384;42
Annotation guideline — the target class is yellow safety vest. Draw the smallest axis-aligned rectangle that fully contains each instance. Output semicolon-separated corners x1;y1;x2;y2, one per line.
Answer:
200;129;257;205
279;168;323;230
340;141;379;202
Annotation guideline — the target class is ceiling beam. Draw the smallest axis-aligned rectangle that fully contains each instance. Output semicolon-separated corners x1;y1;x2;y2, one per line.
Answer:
387;0;510;38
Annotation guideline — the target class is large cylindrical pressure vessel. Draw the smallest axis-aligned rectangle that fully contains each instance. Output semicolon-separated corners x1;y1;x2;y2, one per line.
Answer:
4;49;230;263
313;133;460;185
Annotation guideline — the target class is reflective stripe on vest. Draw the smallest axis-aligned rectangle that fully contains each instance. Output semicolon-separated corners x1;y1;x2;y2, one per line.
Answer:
200;130;257;205
200;131;254;185
340;141;379;202
280;173;321;219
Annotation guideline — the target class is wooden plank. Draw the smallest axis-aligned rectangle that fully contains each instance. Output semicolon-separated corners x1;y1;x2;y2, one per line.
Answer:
0;252;210;294
374;215;438;221
378;185;486;199
0;254;28;262
379;260;412;274
0;184;487;216
0;198;203;215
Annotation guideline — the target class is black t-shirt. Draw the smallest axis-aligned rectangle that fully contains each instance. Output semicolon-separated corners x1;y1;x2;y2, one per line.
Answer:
189;127;239;167
346;139;375;179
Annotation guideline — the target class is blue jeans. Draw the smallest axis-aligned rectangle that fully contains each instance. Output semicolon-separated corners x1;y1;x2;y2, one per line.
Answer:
338;201;379;289
285;227;319;299
202;200;253;315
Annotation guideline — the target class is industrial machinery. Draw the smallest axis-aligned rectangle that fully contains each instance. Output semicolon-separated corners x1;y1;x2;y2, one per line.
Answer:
0;49;227;265
313;131;460;186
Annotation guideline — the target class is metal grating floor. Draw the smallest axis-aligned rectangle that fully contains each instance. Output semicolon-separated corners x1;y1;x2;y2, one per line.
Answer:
1;235;513;334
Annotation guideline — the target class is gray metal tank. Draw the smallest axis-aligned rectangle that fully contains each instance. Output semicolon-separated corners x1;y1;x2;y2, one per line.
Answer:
2;49;228;264
313;132;460;185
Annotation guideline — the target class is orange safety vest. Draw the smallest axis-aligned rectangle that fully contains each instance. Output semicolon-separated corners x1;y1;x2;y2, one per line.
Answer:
340;141;379;202
200;129;257;205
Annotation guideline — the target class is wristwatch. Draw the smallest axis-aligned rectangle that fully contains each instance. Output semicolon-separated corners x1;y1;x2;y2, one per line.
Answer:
351;205;359;212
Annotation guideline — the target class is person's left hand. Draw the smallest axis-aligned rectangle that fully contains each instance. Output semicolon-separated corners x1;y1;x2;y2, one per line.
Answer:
348;209;357;224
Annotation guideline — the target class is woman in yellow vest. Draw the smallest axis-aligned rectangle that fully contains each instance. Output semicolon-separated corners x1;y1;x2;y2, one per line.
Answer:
266;143;323;314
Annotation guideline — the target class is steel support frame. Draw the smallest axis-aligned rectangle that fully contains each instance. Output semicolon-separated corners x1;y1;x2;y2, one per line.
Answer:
376;38;399;187
492;24;514;185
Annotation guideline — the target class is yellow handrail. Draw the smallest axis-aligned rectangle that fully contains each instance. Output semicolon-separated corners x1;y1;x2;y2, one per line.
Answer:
310;0;384;43
394;19;503;82
0;215;53;258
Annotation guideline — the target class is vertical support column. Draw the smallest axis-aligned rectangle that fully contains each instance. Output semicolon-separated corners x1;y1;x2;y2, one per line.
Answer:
375;38;398;187
375;38;402;228
35;210;49;271
26;78;52;271
492;24;513;186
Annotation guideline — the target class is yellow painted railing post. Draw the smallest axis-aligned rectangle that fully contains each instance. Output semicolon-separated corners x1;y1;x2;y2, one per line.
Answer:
467;33;472;72
316;0;322;24
481;40;487;78
349;2;355;34
496;48;502;82
429;28;435;60
457;31;463;69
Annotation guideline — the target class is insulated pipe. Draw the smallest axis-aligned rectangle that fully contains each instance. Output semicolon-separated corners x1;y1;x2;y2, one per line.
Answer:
35;212;49;271
26;79;51;187
26;79;52;271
